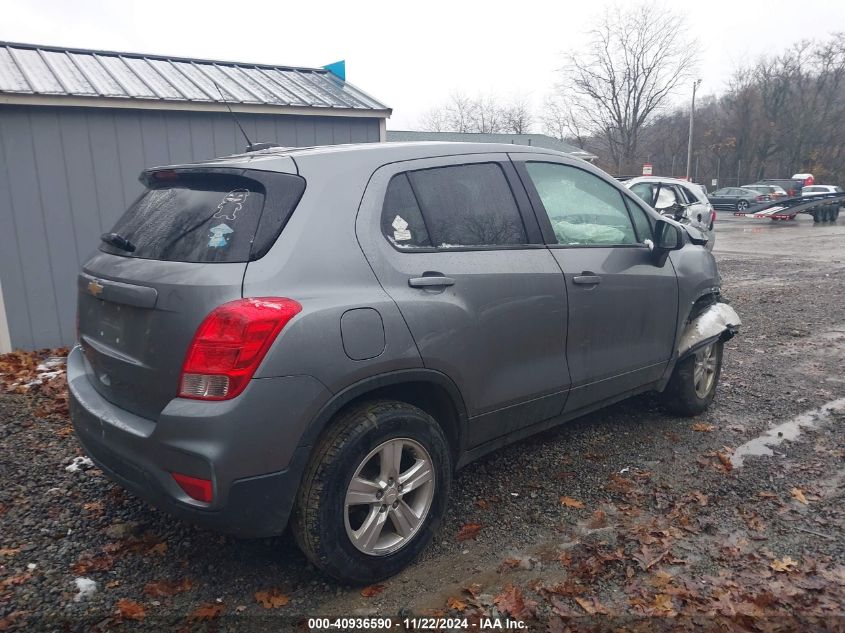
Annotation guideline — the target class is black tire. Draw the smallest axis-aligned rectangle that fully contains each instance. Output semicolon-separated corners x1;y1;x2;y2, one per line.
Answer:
813;211;822;223
292;400;451;584
833;207;841;221
661;341;723;417
736;200;749;212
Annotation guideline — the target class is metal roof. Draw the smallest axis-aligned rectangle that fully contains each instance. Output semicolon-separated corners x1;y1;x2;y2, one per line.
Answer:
0;42;390;115
386;131;598;161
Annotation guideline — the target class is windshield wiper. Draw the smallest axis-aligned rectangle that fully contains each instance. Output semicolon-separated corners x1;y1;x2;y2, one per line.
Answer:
100;232;136;253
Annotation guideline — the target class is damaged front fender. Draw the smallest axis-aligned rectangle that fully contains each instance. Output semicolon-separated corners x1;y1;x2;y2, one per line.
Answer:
677;302;741;357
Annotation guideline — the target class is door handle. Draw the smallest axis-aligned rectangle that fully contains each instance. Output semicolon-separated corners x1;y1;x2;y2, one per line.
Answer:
408;275;455;288
573;274;602;285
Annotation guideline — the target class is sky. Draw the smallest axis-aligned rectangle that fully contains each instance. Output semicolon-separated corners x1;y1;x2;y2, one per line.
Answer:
2;0;844;130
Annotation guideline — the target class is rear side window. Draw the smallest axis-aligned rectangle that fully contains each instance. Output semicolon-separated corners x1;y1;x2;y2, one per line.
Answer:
381;173;432;248
101;170;305;263
399;163;527;248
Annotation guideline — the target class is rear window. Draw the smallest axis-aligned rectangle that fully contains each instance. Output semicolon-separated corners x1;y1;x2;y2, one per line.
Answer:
101;170;305;263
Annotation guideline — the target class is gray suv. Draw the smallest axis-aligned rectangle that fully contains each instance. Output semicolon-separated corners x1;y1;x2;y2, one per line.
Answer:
69;142;740;583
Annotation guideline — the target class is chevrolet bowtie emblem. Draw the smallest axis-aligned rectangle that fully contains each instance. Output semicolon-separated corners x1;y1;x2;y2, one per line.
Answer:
88;280;104;297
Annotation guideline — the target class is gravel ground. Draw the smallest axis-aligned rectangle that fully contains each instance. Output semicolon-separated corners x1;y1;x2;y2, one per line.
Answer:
1;214;844;632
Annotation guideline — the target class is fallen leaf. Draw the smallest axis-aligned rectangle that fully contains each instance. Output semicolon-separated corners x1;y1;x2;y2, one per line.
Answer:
0;548;21;556
791;488;808;505
573;596;596;615
360;584;385;598
83;501;104;513
72;553;115;574
631;547;668;571
587;510;607;528
771;556;799;572
115;599;145;621
456;523;482;541
106;580;121;589
254;587;290;609
475;499;489;510
493;584;537;620
758;491;778;499
652;594;675;614
147;542;168;556
716;451;733;471
144;578;194;597
188;603;224;620
497;558;521;572
464;583;482;599
446;596;468;611
692;423;715;432
560;496;585;509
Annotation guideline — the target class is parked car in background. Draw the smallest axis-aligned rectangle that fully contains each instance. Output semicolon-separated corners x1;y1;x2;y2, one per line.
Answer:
742;183;788;200
792;173;815;186
68;142;741;583
708;187;770;212
625;176;715;250
802;185;843;197
751;179;804;197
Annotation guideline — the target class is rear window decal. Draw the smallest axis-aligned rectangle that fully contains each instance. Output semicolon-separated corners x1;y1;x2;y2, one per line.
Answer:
392;215;412;241
214;189;250;221
208;223;234;248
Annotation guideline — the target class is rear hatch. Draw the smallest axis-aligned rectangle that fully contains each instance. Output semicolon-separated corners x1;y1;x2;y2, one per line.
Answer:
78;166;305;419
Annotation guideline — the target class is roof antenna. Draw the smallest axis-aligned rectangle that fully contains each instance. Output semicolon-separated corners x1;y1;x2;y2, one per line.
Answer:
211;79;278;152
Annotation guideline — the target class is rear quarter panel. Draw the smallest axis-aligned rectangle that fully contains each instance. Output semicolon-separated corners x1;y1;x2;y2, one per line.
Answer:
243;153;423;391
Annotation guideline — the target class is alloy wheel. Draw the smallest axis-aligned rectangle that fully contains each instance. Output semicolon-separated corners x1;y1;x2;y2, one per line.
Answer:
693;343;718;399
344;438;435;556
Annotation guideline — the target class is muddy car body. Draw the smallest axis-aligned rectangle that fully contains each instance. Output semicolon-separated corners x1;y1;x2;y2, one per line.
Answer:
69;142;739;583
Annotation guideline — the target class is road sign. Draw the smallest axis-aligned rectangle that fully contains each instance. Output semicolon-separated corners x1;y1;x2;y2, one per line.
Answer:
642;163;653;176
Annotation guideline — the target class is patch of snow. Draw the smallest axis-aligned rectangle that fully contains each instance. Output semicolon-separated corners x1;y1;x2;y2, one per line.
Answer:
73;577;97;602
65;456;94;473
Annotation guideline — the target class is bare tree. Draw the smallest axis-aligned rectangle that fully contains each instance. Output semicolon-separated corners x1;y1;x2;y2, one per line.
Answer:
501;97;534;134
541;94;588;147
416;93;535;134
562;3;699;173
418;107;448;132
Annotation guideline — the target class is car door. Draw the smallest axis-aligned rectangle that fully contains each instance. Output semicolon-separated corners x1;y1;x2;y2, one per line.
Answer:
514;156;679;414
355;154;571;447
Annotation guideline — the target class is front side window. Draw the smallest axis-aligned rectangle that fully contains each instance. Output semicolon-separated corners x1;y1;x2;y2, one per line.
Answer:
625;198;653;241
525;162;638;246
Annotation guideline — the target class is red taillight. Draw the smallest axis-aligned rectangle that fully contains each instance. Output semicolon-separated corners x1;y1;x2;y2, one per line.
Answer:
172;472;213;503
179;298;301;400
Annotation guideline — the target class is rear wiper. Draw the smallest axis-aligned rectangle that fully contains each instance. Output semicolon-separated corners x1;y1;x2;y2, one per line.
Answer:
100;232;136;253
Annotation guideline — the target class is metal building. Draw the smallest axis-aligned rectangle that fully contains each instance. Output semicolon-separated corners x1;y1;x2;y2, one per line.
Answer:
0;42;391;352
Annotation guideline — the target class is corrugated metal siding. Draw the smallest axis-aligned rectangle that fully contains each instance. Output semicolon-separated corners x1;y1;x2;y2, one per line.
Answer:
0;104;380;350
0;43;388;112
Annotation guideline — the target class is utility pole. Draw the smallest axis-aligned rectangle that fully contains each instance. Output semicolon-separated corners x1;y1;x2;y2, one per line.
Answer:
685;79;702;181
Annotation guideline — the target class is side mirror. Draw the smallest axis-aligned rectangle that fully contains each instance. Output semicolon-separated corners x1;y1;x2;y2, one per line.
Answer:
652;219;684;266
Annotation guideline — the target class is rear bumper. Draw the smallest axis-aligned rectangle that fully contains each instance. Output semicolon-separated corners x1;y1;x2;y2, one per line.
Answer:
67;346;329;537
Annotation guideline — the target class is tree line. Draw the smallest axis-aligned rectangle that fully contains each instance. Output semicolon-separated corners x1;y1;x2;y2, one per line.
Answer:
416;4;844;187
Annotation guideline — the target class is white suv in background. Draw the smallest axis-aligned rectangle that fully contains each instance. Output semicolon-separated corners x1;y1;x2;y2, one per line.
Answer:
624;177;716;251
802;185;842;197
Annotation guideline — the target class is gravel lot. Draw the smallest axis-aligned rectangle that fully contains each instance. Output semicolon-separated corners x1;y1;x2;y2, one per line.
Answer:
1;213;844;632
